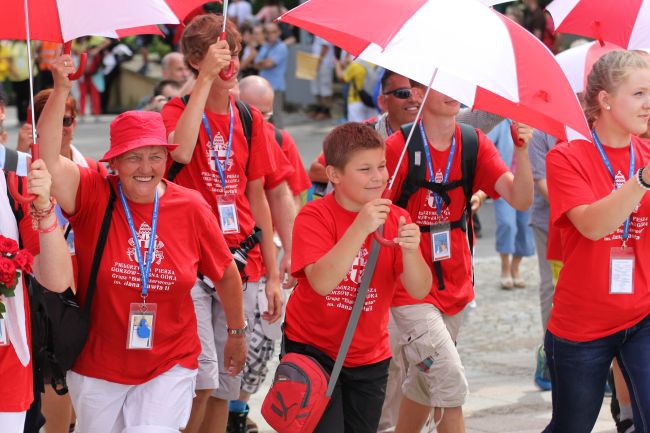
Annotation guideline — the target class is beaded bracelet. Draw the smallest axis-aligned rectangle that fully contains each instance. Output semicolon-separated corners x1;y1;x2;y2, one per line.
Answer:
636;167;650;191
37;217;59;234
30;197;56;230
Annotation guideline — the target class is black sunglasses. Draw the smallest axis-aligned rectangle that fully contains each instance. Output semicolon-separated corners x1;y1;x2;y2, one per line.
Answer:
382;88;414;99
63;116;75;127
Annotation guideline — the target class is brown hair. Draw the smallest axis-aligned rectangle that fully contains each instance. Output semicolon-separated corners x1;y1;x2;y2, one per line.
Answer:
181;14;242;77
584;50;649;125
323;122;385;169
32;88;77;124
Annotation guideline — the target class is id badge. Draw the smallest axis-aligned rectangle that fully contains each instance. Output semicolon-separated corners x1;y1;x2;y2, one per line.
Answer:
0;318;7;346
431;223;452;262
217;195;240;234
127;303;157;350
610;247;635;295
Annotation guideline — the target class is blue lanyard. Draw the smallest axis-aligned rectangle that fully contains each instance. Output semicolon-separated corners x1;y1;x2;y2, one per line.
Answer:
592;129;635;241
418;121;457;214
118;182;159;300
203;98;234;189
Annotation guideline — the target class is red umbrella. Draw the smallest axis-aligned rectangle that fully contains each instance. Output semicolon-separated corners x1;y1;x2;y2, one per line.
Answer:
280;0;590;246
546;0;650;49
1;0;217;203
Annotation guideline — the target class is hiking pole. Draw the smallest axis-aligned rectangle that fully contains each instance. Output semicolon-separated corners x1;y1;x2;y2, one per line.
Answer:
373;67;438;247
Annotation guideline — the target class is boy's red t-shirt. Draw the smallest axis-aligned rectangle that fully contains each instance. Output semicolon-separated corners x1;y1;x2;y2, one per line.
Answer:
546;137;650;341
263;122;294;190
279;129;312;196
67;171;233;384
161;98;275;281
285;193;410;367
385;125;508;315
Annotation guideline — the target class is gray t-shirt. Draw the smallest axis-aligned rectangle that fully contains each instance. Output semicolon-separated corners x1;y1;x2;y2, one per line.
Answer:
528;129;556;230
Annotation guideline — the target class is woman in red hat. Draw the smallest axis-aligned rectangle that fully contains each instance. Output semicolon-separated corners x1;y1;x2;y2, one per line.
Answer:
35;55;247;433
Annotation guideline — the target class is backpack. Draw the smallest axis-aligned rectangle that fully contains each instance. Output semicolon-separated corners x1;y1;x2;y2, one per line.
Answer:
396;122;479;291
353;60;380;109
166;95;254;182
273;125;283;147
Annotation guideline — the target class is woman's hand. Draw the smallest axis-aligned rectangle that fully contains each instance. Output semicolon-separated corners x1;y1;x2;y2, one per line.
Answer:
50;55;75;91
27;159;53;210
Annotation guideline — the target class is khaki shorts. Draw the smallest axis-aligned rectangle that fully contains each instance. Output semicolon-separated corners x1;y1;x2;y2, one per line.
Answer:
390;304;469;408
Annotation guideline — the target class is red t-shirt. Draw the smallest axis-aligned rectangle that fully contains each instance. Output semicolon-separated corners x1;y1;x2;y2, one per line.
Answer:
67;170;233;384
546;137;650;341
285;193;409;367
280;129;312;196
263;122;294;191
385;125;508;314
162;98;275;281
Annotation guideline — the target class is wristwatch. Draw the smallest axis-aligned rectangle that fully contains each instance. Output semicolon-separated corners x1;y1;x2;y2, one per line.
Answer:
227;321;248;336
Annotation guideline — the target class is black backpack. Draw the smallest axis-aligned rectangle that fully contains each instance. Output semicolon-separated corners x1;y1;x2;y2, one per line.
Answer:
396;122;479;291
166;95;254;182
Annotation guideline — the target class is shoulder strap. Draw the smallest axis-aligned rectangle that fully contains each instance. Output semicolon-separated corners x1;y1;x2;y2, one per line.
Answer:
273;126;283;147
82;181;116;316
235;100;253;148
458;123;479;286
396;122;426;209
326;237;381;397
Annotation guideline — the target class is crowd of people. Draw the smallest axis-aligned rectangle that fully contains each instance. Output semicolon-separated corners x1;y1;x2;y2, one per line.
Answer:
0;1;649;433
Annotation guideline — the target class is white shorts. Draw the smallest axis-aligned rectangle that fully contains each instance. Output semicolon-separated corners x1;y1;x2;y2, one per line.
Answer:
310;63;334;97
67;365;197;433
0;411;26;433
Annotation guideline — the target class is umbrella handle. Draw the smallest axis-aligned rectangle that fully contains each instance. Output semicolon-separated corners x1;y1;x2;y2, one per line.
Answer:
510;122;525;148
218;32;236;81
7;142;39;204
63;42;87;81
373;189;397;248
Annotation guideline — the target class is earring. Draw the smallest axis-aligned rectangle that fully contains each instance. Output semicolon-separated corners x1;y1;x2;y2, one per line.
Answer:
606;105;611;111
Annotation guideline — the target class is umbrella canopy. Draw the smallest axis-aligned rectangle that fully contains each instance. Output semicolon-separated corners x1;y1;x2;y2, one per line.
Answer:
0;0;210;42
280;0;590;141
546;0;650;49
555;41;624;93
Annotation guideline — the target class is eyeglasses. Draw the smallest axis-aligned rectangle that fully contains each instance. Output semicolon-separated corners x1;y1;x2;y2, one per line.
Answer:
63;116;75;127
382;88;414;99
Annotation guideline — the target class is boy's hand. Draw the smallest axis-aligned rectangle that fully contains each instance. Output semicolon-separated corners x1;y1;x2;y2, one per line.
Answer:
395;216;420;253
199;40;233;82
354;198;391;235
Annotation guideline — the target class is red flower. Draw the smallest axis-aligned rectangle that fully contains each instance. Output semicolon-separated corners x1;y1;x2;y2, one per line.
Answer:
0;237;19;256
13;250;33;274
0;257;17;287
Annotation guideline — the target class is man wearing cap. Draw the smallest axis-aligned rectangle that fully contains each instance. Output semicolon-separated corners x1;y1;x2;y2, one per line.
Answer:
36;54;247;433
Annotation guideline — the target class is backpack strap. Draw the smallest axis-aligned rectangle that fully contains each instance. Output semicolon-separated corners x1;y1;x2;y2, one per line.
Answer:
273;126;283;147
167;96;253;181
326;235;381;397
81;181;116;317
458;123;479;285
396;122;426;209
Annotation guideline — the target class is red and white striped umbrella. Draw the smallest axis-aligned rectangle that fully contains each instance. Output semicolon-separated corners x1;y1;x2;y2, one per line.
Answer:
555;41;624;93
280;0;590;141
547;0;650;49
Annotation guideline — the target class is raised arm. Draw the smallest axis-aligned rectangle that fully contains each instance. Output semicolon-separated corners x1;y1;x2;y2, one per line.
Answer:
494;123;534;211
37;55;81;215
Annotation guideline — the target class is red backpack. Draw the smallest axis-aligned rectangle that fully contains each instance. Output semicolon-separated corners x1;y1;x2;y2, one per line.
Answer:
262;238;381;433
261;353;330;433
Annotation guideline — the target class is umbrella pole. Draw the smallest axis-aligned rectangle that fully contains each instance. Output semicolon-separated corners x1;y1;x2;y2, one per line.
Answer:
387;67;438;191
222;0;230;33
23;0;38;159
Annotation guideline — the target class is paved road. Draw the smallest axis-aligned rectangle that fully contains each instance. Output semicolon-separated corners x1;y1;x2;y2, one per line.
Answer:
4;109;617;433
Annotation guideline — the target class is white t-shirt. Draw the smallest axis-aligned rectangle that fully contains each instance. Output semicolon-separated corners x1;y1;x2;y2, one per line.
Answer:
312;37;335;68
228;1;253;26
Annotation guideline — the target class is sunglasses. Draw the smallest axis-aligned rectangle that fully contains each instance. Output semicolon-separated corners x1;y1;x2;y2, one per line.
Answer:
382;88;415;99
63;116;75;127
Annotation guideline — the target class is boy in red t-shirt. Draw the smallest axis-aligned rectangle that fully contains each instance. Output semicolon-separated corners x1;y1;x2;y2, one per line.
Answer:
284;122;431;433
384;86;533;433
160;15;281;433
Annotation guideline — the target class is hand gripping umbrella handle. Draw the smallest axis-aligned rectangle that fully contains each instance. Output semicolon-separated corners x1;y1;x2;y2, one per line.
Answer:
373;189;397;248
218;32;236;81
63;41;87;81
7;143;39;204
510;122;525;148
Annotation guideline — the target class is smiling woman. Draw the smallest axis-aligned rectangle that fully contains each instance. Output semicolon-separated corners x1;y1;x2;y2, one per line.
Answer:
33;54;248;433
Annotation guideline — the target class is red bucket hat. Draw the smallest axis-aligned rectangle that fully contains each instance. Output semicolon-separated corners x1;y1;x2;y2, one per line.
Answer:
100;111;178;162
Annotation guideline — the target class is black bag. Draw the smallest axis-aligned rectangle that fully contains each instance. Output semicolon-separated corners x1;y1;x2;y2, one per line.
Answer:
29;182;116;394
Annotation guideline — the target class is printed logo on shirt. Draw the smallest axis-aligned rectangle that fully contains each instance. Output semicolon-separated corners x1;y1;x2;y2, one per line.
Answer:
323;246;379;313
604;174;646;242
207;132;234;173
201;131;240;196
127;222;165;265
